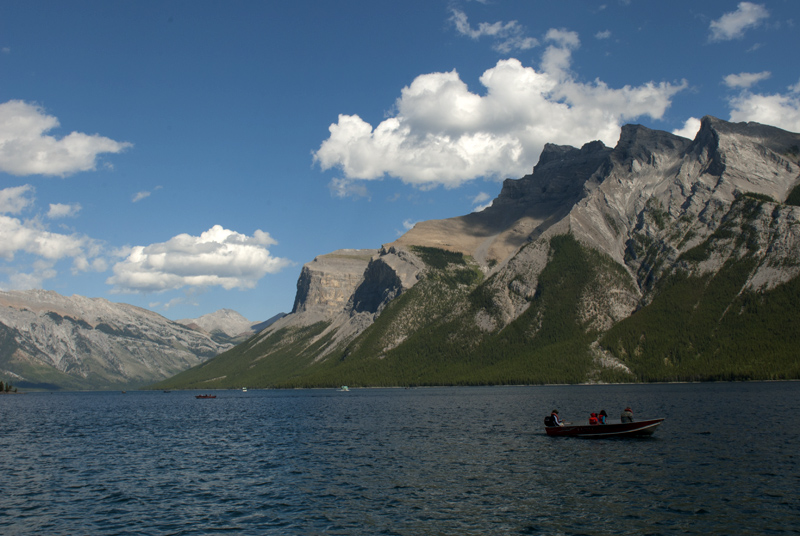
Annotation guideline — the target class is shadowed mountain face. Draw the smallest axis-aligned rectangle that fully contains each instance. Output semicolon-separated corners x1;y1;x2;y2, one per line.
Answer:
147;118;800;389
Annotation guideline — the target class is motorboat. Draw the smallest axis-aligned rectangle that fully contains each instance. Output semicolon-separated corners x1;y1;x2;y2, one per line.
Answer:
544;418;664;438
195;394;216;399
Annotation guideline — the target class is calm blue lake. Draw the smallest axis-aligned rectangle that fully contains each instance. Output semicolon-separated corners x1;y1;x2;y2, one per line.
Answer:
1;382;798;535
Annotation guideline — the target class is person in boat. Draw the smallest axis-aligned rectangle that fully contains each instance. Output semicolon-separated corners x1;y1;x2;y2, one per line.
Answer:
589;412;599;425
598;410;608;424
621;407;634;423
550;409;565;427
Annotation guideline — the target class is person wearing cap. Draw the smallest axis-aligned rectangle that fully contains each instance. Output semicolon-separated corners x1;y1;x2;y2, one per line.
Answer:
620;407;634;423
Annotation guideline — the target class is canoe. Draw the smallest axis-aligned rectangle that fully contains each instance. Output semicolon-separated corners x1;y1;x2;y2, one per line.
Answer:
545;418;664;438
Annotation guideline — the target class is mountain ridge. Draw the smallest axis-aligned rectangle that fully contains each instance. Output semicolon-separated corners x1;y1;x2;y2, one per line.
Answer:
154;115;800;389
0;290;266;390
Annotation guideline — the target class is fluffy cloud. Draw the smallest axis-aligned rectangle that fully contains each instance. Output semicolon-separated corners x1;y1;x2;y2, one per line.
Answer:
709;2;769;42
672;117;702;140
0;214;88;261
723;71;771;89
450;9;538;53
0;185;105;290
0;100;132;177
0;184;35;214
4;260;58;290
314;31;686;188
728;82;800;133
107;225;292;293
47;203;82;219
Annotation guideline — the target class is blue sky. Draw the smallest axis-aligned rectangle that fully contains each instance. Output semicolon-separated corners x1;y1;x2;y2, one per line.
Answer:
1;1;798;322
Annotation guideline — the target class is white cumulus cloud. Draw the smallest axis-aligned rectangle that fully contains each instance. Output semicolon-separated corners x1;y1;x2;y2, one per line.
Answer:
47;202;82;219
0;100;132;177
3;260;58;290
723;71;771;89
728;81;800;133
0;185;106;290
107;225;292;293
314;30;686;188
0;184;35;214
0;213;93;262
709;2;769;42
672;117;702;140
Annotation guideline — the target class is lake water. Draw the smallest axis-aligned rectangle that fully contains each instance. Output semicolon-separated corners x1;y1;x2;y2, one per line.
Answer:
1;382;798;535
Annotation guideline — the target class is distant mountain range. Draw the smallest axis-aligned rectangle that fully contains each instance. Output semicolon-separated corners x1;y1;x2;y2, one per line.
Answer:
177;309;284;341
156;116;800;390
0;290;279;390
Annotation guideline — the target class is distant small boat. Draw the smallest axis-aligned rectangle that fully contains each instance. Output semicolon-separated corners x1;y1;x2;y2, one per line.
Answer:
195;394;216;399
338;386;350;392
545;418;664;438
242;387;247;392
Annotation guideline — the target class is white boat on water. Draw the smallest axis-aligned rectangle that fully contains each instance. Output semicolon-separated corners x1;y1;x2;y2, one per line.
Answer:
339;386;349;392
242;387;247;392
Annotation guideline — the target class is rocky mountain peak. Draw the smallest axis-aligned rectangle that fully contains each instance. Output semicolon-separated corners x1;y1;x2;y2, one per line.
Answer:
0;289;235;390
177;308;256;338
612;123;691;170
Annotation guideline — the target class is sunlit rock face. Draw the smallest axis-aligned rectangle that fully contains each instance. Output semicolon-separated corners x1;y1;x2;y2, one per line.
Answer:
291;249;379;317
0;289;234;389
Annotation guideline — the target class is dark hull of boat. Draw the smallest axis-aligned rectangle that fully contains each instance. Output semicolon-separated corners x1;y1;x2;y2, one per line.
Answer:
195;395;216;399
545;418;664;438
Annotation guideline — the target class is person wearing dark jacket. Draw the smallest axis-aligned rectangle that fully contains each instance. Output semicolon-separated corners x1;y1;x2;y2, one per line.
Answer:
621;407;634;423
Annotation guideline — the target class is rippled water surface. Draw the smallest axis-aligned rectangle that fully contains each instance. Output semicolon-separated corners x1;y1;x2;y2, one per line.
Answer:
1;383;799;535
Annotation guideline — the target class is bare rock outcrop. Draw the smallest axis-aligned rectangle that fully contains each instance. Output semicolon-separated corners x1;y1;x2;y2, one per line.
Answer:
257;246;424;360
291;249;378;318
